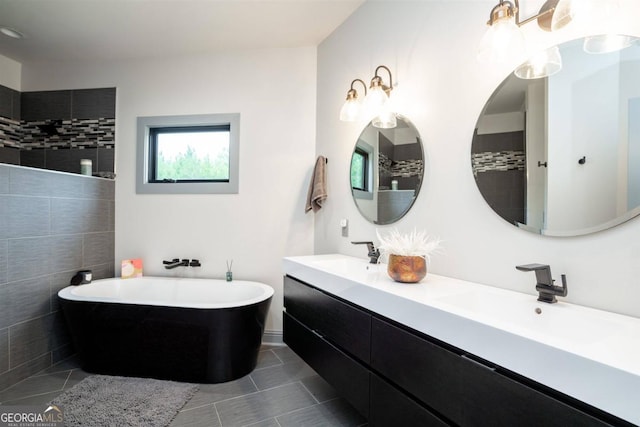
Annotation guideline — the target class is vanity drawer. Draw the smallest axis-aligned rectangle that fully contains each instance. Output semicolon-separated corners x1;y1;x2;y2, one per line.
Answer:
458;355;615;427
283;275;371;363
371;317;616;427
283;312;370;418
371;316;462;421
370;373;449;427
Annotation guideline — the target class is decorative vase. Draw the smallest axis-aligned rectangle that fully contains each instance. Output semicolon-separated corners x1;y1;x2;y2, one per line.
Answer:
387;254;427;283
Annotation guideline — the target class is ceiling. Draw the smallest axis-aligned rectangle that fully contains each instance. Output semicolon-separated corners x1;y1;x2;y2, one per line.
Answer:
0;0;364;64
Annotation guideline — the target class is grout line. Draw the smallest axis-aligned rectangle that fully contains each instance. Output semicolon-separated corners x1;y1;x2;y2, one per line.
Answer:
211;381;302;407
214;402;223;427
298;379;320;404
60;369;73;391
271;350;285;365
177;401;215;413
247;374;259;391
1;389;60;404
252;350;283;372
0;353;51;393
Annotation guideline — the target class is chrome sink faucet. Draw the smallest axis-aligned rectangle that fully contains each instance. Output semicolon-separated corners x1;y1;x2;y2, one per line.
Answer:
516;263;568;303
351;241;380;264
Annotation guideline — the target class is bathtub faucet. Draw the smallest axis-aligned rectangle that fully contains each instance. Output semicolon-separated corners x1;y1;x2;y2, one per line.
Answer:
163;258;190;269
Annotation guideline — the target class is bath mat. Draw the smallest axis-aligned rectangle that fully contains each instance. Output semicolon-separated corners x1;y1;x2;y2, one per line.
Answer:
49;374;198;427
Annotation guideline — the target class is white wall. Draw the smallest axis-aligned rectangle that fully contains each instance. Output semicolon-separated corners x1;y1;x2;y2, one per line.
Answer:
22;47;318;333
0;53;21;90
315;0;640;318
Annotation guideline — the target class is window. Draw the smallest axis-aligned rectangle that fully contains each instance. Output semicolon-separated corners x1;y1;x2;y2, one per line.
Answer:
137;114;239;194
351;147;369;191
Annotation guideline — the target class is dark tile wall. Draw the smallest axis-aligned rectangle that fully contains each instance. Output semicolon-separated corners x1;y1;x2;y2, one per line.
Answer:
377;133;423;190
0;85;116;175
472;129;526;225
0;164;115;392
0;85;20;121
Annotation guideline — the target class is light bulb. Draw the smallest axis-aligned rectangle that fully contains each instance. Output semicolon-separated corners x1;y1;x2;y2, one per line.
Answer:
364;86;389;112
339;97;361;121
478;17;526;64
372;105;397;129
514;46;562;80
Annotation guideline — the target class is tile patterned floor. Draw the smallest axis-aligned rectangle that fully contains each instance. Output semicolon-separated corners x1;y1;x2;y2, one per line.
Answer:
0;345;367;427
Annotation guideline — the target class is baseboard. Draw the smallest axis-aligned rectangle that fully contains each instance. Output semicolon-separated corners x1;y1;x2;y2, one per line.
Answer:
262;330;284;346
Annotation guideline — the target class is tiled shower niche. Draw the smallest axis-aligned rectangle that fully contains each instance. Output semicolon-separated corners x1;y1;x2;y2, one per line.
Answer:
0;86;116;176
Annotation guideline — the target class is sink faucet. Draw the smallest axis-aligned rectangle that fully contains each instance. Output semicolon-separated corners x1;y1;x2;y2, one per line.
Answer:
516;263;568;303
163;258;190;269
351;241;380;264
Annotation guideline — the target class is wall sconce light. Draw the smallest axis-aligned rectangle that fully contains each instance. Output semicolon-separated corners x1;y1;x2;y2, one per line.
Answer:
479;0;638;80
478;0;569;78
339;79;367;122
340;65;397;129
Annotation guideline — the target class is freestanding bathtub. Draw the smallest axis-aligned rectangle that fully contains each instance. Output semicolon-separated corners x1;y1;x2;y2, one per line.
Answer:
58;276;273;383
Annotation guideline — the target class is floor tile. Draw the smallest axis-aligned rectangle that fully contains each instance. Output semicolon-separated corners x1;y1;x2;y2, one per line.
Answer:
0;345;365;427
216;382;316;426
61;369;92;389
0;370;70;403
170;403;221;427
276;398;366;427
250;360;316;391
244;418;280;427
255;350;282;370
301;375;339;403
182;375;257;411
272;346;303;365
36;355;80;375
0;390;62;406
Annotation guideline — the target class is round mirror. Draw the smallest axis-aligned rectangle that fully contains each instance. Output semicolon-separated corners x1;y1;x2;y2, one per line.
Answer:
472;37;640;236
350;116;424;224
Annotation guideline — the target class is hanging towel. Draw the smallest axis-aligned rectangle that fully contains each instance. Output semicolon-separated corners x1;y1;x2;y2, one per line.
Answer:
305;156;327;213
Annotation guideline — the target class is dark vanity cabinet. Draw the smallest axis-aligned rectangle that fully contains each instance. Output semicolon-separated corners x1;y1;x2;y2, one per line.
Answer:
283;275;630;427
283;275;371;416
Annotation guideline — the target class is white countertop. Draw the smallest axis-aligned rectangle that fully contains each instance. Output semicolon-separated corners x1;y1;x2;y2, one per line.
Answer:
283;254;640;425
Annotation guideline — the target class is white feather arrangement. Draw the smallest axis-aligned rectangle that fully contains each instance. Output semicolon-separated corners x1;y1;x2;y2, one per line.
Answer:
376;228;442;263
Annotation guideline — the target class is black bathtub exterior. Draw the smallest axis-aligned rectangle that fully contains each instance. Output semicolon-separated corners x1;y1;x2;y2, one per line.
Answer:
58;297;272;383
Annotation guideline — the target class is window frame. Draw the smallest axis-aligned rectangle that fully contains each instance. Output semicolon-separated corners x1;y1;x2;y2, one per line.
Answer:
351;147;369;192
136;113;240;194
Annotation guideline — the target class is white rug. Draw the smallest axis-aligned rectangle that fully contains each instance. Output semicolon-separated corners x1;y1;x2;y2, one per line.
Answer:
49;375;199;427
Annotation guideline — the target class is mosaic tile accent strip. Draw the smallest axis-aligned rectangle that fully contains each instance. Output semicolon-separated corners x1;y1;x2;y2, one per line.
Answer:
0;116;22;148
392;159;423;178
21;118;115;149
379;153;393;176
472;150;525;175
379;153;423;178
